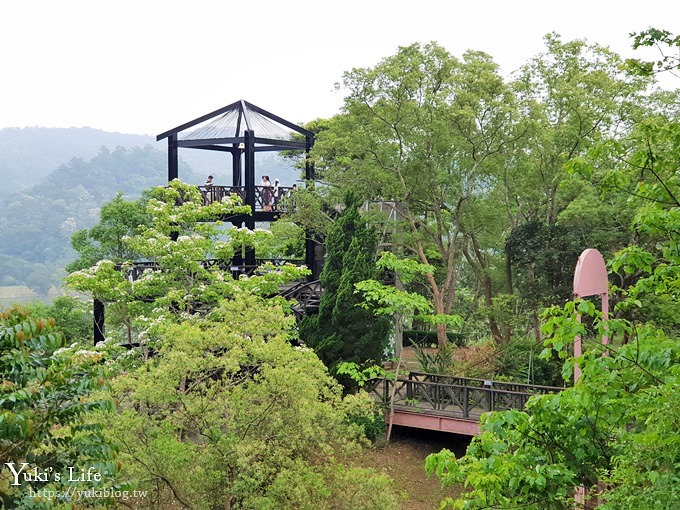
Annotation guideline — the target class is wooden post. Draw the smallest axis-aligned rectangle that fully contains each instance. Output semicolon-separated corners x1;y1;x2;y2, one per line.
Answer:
167;134;178;182
232;144;242;187
243;130;256;267
572;248;609;507
93;299;105;345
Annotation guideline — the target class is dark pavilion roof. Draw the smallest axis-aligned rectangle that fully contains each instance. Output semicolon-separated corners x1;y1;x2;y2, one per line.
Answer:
156;99;314;152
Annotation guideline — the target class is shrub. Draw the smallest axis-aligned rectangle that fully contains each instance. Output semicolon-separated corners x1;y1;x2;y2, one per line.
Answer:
341;391;386;442
403;329;465;347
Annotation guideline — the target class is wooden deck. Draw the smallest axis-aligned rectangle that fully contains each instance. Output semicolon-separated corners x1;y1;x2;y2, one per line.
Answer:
367;372;564;436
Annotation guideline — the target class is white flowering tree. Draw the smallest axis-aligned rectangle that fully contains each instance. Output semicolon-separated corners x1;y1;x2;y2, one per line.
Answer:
62;181;400;509
65;179;308;346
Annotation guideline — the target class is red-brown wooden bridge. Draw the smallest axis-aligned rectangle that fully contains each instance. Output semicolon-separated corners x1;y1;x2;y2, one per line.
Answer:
367;371;563;436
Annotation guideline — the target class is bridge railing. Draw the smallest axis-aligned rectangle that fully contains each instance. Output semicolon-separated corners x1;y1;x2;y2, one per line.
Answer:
407;371;563;395
279;280;322;318
366;373;563;420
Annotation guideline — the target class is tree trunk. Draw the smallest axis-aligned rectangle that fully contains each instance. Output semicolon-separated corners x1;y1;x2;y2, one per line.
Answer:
466;232;503;344
385;348;404;444
505;244;513;294
432;291;448;349
436;322;448;348
482;273;503;344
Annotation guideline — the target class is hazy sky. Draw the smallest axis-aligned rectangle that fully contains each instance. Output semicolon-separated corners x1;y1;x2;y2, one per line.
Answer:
2;0;678;136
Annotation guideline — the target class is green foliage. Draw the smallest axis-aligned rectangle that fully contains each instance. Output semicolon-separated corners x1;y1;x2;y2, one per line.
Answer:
67;193;151;272
253;462;399;510
65;180;308;344
24;295;93;345
335;362;387;388
402;330;465;347
578;114;680;333
427;301;679;509
0;144;192;296
254;220;305;259
495;335;563;386
356;252;464;348
60;179;396;507
340;391;387;442
411;341;455;375
0;305;117;508
108;295;397;509
300;194;391;373
627;27;680;76
355;278;432;318
310;42;519;345
506;220;589;306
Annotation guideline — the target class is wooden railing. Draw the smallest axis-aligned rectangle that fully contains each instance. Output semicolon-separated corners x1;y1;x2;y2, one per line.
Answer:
197;185;296;212
366;372;563;420
118;258;305;281
279;280;322;318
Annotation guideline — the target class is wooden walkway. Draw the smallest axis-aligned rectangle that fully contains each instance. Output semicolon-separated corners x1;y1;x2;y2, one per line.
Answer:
367;372;563;436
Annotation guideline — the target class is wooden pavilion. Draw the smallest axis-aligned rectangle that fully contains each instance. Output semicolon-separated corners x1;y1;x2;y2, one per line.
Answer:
156;99;316;271
93;101;319;344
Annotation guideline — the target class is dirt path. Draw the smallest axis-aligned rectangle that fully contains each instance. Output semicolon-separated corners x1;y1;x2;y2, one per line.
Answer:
355;426;471;510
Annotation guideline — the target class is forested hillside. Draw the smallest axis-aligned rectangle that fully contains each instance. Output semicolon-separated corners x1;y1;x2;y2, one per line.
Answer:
0;127;154;198
0;145;190;295
0;128;298;297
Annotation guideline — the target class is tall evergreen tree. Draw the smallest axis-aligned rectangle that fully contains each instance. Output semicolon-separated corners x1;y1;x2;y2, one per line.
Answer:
300;193;390;372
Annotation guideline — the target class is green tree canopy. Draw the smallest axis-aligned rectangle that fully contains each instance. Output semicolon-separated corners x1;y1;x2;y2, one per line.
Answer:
0;306;117;508
299;193;391;373
108;293;399;509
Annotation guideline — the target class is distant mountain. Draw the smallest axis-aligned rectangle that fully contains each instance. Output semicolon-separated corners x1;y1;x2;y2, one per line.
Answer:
0;145;193;295
0;127;155;198
0;127;300;197
0;127;301;296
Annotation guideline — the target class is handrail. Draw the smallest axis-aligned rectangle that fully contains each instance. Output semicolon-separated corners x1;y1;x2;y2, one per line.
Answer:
197;185;297;212
406;371;564;393
368;374;563;420
116;258;306;281
279;280;322;318
279;279;321;299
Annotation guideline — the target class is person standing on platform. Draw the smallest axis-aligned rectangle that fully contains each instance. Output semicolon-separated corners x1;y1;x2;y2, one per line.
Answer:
261;175;273;211
273;178;281;210
204;175;215;204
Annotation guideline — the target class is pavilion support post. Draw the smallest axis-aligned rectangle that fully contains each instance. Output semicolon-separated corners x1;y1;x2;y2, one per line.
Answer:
233;146;242;187
244;129;256;267
305;234;316;280
94;299;105;345
304;135;317;279
305;135;314;180
168;134;178;182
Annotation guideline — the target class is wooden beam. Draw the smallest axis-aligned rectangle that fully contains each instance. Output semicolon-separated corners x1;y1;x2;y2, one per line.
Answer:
388;409;481;436
177;137;244;147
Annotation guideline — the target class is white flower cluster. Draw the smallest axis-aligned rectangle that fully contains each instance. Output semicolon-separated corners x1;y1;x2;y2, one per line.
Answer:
53;342;79;356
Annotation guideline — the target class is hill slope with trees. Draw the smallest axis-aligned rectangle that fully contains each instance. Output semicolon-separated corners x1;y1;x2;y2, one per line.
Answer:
0;127;297;296
0;143;203;295
0;127;155;198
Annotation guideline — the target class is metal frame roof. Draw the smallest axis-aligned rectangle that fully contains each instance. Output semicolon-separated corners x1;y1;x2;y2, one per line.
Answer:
157;99;313;152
